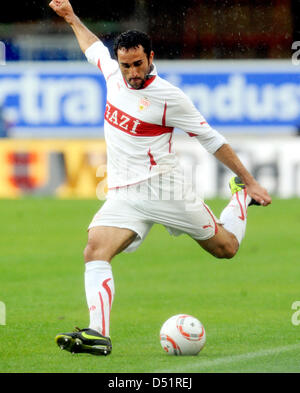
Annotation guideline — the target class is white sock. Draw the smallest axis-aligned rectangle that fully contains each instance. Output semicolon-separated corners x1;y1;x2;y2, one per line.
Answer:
220;189;251;244
84;260;115;337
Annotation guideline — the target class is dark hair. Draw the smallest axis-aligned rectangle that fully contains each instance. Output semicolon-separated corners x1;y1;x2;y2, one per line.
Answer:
113;30;152;59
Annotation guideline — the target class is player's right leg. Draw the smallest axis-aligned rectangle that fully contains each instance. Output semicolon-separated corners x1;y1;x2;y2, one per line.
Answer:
55;225;137;356
84;225;137;263
55;194;152;356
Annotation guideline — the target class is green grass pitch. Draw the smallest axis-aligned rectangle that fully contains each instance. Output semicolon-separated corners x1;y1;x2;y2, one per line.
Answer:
0;198;299;373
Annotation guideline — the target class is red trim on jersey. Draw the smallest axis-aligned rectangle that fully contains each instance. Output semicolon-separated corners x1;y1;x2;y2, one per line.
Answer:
188;121;207;137
162;102;167;127
143;75;156;88
148;148;157;170
97;59;102;72
168;132;173;153
105;101;174;137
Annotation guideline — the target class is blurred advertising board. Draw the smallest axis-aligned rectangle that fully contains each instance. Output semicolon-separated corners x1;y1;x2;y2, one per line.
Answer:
0;135;299;199
0;139;107;198
0;60;299;137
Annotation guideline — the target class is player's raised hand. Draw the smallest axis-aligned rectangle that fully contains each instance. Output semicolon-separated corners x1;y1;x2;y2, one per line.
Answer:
49;0;75;22
49;0;100;52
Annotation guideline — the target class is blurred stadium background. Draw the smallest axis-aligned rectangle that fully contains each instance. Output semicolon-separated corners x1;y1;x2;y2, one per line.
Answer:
1;0;300;374
0;0;300;199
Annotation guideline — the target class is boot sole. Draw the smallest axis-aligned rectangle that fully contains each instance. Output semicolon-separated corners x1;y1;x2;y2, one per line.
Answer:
55;334;111;356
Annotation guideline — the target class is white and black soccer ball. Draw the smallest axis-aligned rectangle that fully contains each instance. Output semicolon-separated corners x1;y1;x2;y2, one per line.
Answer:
160;314;206;355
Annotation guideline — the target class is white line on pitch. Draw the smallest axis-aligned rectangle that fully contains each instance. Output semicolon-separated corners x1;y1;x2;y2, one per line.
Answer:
155;343;300;373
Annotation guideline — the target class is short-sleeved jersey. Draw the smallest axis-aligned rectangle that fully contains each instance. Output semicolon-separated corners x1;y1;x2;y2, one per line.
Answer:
85;41;226;189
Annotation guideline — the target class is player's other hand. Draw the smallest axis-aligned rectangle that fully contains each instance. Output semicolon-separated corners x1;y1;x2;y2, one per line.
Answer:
247;181;272;206
49;0;74;21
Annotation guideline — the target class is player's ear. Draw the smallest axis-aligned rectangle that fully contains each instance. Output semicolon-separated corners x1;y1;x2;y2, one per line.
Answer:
149;51;154;65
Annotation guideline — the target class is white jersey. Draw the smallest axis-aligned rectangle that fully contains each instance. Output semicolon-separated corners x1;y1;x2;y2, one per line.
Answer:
85;41;226;189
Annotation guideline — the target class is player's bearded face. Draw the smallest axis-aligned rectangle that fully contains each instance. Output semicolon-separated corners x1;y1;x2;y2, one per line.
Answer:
118;46;154;89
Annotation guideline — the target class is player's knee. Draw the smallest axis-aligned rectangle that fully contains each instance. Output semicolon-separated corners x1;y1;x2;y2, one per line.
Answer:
222;244;238;259
214;242;238;260
84;239;109;262
83;243;95;262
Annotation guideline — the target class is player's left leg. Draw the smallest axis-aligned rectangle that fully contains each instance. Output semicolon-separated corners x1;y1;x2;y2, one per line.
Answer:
196;176;258;259
196;223;239;259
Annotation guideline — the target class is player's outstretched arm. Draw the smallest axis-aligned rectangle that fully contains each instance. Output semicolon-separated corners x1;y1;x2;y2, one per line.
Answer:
49;0;99;53
214;143;272;206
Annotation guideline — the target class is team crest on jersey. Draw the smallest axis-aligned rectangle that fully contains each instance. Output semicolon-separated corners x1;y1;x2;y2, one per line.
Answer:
139;97;150;111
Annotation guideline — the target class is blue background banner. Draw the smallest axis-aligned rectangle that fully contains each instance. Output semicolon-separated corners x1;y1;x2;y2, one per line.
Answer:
0;61;299;137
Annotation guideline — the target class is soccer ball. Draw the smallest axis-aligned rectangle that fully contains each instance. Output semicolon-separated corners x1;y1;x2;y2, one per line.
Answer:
160;314;206;356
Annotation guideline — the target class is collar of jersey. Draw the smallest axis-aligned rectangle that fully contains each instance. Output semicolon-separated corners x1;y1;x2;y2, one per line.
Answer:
122;63;157;90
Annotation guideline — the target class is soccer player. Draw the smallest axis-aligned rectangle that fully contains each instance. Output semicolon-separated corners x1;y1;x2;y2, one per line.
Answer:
49;0;271;356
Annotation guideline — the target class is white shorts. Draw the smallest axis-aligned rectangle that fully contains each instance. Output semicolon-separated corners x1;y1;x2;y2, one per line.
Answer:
88;169;219;253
